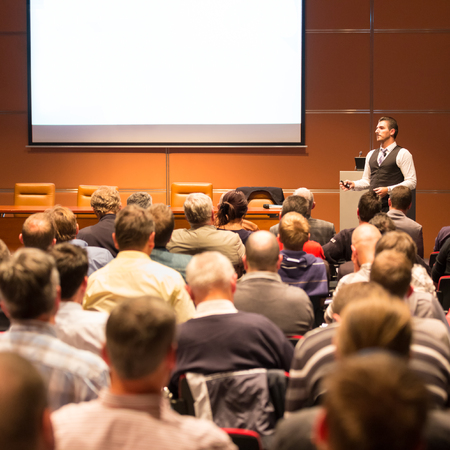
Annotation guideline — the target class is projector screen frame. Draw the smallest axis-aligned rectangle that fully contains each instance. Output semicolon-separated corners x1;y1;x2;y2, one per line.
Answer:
27;0;306;148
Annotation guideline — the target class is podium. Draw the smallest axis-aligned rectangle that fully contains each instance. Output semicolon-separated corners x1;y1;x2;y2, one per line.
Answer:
339;171;416;231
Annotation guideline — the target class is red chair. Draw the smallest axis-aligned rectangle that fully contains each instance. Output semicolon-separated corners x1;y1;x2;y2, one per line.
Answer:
222;428;263;450
429;252;439;269
286;335;304;347
437;276;450;312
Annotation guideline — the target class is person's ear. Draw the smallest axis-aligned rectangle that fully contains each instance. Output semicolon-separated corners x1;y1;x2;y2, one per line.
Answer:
112;233;119;250
230;272;238;294
388;198;392;207
51;238;56;247
185;284;194;302
101;344;110;366
75;223;80;236
243;255;249;272
312;201;316;210
356;208;360;219
0;301;11;319
148;231;155;249
332;313;341;323
276;253;283;270
19;233;24;245
41;408;55;450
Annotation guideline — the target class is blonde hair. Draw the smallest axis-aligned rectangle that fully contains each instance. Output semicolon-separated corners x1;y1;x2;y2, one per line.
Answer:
279;212;309;251
91;186;122;216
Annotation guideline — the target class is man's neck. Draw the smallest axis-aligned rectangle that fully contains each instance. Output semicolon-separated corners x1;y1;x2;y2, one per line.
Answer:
379;138;395;149
390;206;408;215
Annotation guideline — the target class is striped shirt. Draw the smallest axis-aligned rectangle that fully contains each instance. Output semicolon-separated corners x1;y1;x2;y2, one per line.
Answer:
285;318;450;414
52;389;237;450
0;320;109;411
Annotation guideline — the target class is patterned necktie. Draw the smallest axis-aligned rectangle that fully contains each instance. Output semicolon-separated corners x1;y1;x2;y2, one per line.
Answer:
378;148;388;166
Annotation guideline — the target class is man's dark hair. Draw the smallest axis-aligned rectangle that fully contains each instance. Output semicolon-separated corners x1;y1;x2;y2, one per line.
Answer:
371;250;412;298
0;240;10;264
127;192;153;209
149;204;175;247
323;353;427;450
0;248;59;319
358;191;382;223
21;213;55;251
390;186;412;211
369;212;396;234
49;243;89;300
379;116;398;139
281;195;309;218
47;205;77;243
114;205;154;250
0;352;49;450
106;297;176;379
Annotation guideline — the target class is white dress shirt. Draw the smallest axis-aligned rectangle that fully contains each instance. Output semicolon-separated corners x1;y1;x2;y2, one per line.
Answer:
354;142;417;191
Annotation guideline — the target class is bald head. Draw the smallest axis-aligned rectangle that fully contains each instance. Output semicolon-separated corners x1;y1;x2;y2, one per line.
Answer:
20;213;55;251
351;223;381;265
245;231;280;272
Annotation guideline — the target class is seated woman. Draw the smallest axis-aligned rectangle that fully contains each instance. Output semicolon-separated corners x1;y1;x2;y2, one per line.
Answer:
216;190;254;245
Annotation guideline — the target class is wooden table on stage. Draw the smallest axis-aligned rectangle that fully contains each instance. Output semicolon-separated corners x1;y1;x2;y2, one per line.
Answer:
0;206;281;251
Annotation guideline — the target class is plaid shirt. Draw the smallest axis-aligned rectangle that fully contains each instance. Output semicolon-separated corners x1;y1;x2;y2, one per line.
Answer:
0;320;109;411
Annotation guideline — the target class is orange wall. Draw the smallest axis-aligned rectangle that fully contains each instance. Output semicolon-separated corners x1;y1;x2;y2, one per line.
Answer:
1;0;450;255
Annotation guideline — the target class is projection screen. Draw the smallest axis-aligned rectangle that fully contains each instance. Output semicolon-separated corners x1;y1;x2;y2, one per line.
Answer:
28;0;305;145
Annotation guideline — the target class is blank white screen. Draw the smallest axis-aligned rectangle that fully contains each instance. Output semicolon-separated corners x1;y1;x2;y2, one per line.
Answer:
29;0;303;144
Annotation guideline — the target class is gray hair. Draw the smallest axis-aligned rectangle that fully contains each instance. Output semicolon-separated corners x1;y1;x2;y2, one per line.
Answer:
91;186;122;216
183;193;213;226
0;248;59;320
127;192;153;209
106;297;176;379
293;188;314;214
186;251;235;297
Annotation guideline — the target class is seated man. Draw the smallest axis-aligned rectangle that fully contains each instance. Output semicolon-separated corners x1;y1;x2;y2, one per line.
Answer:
48;205;113;276
49;243;108;356
127;191;152;209
234;231;314;336
77;186;122;257
285;282;450;413
169;251;293;396
0;352;55;450
83;205;195;323
269;195;324;258
275;352;428;450
277;212;328;298
270;188;335;246
19;212;56;251
387;185;424;258
434;225;450;252
322;190;381;264
149;203;192;282
51;297;235;450
167;193;245;271
0;248;109;411
371;250;448;329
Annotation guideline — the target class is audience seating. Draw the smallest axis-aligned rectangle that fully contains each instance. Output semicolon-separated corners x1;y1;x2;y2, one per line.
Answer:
286;335;304;347
177;368;287;447
236;187;284;208
222;429;263;450
437;276;450;312
429;251;439;269
14;183;55;217
170;182;213;207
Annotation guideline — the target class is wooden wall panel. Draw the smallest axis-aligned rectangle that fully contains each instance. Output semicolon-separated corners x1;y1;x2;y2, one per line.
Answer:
306;0;369;29
369;113;450;191
373;34;450;110
374;0;450;29
0;35;27;110
0;0;26;32
306;34;370;110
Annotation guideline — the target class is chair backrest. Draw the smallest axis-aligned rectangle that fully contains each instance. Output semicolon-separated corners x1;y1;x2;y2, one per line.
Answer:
222;428;263;450
429;252;439;269
236;187;285;208
179;368;288;437
437;276;450;311
14;183;55;207
286;335;304;347
170;182;213;207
